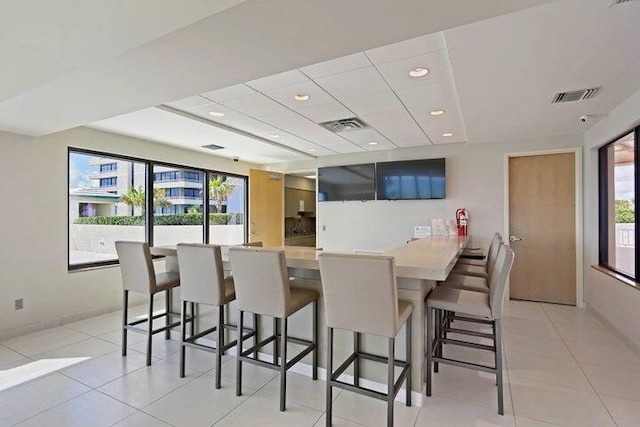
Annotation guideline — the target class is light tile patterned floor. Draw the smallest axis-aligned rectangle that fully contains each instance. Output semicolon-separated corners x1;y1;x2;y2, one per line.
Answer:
1;301;640;426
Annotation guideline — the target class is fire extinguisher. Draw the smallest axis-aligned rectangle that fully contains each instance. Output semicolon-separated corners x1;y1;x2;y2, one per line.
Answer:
456;208;468;236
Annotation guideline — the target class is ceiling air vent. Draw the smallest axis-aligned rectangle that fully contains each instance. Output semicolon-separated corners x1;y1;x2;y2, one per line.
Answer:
609;0;639;7
202;143;225;151
319;117;368;133
551;87;600;103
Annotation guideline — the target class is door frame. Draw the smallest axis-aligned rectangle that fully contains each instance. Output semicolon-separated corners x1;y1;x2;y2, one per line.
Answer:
504;147;584;307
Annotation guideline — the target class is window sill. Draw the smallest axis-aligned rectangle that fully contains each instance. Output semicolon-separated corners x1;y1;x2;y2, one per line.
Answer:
591;265;639;290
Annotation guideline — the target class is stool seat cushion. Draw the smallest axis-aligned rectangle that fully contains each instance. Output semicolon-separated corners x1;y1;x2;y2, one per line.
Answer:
427;287;491;319
397;300;414;330
456;258;486;267
155;272;180;293
439;274;489;294
222;276;236;304
288;287;319;316
451;263;488;279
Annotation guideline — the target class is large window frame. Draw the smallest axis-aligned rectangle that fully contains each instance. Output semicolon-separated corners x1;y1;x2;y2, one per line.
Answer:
68;147;248;271
598;126;640;282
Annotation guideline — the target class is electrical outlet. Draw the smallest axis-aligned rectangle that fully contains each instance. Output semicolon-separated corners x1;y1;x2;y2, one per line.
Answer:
322;225;326;231
15;299;24;310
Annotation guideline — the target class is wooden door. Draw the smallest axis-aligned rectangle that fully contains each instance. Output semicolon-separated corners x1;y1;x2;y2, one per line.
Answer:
509;153;576;305
249;169;283;247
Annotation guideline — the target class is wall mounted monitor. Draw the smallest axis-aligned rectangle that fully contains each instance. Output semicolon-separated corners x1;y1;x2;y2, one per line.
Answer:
318;163;375;201
376;158;446;200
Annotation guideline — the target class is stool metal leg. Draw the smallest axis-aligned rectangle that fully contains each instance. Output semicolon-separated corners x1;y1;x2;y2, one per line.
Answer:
165;289;171;340
406;312;412;407
180;300;187;378
426;306;433;396
354;331;361;387
122;290;128;357
495;319;504;415
253;313;259;358
236;310;244;397
312;300;318;381
326;327;333;427
190;302;196;337
434;308;440;373
273;317;278;365
146;294;154;366
280;317;288;412
215;305;224;389
387;337;395;427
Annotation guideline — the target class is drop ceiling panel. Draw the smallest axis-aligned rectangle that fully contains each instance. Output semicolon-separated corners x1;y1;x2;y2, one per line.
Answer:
200;84;255;102
315;66;390;101
376;50;452;91
341;91;405;117
365;32;446;65
300;53;372;79
254;109;316;131
165;95;212;110
415;112;467;144
263;81;335;110
296;101;354;123
246;70;309;92
221;92;287;117
395;80;457;109
340;128;395;147
362;109;431;146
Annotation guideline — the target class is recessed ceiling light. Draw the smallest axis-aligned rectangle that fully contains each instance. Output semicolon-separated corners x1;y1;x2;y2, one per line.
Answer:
269;134;280;139
409;67;429;78
368;141;378;146
304;174;317;179
208;111;225;117
442;132;454;137
308;148;316;152
294;94;311;101
429;109;445;116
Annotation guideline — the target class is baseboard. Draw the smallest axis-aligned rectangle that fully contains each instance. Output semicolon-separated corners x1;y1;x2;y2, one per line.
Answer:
586;304;640;358
170;330;423;407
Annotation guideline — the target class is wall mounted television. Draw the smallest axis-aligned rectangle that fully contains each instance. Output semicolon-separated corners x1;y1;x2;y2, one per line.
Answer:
376;158;446;200
318;163;375;201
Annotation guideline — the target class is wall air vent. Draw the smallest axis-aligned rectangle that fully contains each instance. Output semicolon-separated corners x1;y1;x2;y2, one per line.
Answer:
551;87;600;103
609;0;639;7
319;117;368;133
202;143;225;150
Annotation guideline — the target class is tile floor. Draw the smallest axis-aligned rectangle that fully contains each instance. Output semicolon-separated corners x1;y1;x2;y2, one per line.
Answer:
1;301;640;426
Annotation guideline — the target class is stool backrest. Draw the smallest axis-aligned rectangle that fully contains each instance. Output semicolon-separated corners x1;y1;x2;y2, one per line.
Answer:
176;243;226;306
486;233;503;277
319;252;399;338
228;247;290;317
488;244;515;319
115;241;156;294
241;241;264;247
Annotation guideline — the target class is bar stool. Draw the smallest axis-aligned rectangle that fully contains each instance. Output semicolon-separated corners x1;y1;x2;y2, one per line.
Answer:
115;241;182;366
228;246;319;411
319;252;413;427
451;234;503;278
176;243;257;388
426;244;514;415
440;238;504;294
458;232;502;265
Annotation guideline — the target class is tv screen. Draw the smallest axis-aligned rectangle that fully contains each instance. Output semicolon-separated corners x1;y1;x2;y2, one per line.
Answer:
318;163;375;201
376;158;445;200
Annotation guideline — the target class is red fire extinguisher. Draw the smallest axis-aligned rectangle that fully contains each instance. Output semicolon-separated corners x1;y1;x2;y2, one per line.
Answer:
456;208;468;236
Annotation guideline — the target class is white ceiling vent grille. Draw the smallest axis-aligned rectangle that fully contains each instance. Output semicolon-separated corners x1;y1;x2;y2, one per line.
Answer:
319;117;368;133
609;0;639;7
202;143;225;150
551;87;600;103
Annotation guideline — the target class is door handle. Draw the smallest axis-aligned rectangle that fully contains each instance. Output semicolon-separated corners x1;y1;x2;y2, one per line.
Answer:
509;235;522;242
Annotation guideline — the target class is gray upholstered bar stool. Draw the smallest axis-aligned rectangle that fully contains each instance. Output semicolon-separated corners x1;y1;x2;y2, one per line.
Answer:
457;232;502;266
440;237;504;294
451;233;503;279
228;246;319;411
176;243;256;388
426;244;514;415
318;252;413;427
115;241;182;366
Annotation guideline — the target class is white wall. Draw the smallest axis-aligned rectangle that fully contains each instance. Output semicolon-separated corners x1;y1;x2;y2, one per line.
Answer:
0;127;256;337
270;135;583;252
583;88;640;352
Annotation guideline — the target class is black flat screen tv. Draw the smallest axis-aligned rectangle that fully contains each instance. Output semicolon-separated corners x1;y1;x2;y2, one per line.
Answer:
376;158;445;200
318;163;375;201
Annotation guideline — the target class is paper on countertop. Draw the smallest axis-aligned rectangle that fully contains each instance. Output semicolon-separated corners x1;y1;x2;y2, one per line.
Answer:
414;225;431;238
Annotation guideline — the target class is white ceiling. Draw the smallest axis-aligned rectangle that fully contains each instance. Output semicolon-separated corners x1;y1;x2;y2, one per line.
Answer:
4;0;640;165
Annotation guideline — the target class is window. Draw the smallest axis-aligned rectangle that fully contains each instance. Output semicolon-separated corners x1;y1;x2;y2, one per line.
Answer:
99;177;117;187
599;127;639;280
68;148;248;270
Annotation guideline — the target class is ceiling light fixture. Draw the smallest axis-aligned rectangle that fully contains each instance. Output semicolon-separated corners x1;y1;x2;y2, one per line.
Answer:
409;67;429;78
429;109;445;116
270;134;280;139
208;111;225;117
308;148;316;152
442;132;454;137
304;174;317;179
294;94;311;101
368;141;378;146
